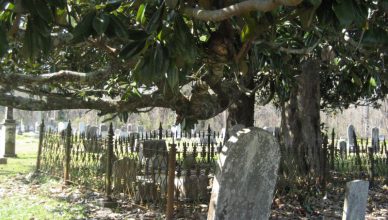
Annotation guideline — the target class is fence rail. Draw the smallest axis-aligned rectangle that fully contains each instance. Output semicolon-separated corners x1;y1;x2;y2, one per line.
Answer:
37;121;388;214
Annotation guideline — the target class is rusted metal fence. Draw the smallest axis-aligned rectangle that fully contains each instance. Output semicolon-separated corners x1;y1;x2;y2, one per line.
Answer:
38;121;223;212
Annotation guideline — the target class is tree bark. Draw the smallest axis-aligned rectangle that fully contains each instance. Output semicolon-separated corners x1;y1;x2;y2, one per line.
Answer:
280;59;322;176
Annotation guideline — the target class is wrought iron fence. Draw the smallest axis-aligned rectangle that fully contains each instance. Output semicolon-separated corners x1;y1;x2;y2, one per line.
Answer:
38;121;222;210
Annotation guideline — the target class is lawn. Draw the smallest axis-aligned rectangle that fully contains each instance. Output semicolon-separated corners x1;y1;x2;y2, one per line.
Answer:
0;134;87;220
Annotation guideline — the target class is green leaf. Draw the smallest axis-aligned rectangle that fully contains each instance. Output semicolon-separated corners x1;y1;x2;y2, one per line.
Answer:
332;0;355;26
92;13;110;35
119;39;146;60
127;29;149;41
136;4;146;25
166;65;179;92
33;0;54;23
0;24;8;57
362;27;388;47
109;14;128;39
369;77;377;88
145;3;164;34
71;11;96;43
332;0;366;27
22;19;37;59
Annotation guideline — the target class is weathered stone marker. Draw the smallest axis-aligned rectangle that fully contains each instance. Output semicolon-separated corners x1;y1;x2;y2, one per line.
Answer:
371;127;379;152
342;180;369;220
2;107;16;157
347;124;355;153
339;140;347;158
208;127;280;220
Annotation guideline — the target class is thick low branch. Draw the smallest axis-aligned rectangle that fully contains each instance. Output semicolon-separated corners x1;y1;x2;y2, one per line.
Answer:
0;67;111;87
182;0;302;21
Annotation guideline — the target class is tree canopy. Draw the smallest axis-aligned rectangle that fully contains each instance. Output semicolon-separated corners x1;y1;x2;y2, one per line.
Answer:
0;0;387;126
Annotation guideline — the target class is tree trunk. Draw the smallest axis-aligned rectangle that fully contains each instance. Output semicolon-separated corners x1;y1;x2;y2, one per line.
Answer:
280;59;322;177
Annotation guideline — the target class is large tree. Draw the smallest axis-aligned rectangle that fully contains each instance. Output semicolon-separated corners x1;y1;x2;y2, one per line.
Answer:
0;0;387;176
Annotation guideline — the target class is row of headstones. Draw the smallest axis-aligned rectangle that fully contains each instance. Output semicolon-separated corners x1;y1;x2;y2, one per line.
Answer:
36;120;145;139
343;125;383;153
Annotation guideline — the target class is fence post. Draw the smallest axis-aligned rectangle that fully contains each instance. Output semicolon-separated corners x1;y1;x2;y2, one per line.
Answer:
166;141;176;220
105;123;114;198
330;128;335;170
36;119;45;172
207;124;211;163
368;147;375;187
64;121;72;185
159;122;163;140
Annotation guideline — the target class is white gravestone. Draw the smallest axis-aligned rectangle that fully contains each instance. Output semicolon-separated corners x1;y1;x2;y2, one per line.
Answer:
342;180;369;220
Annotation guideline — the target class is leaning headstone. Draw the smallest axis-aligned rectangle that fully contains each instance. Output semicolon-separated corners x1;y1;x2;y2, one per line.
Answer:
371;127;379;152
347;125;355;153
208;126;280;220
342;180;369;220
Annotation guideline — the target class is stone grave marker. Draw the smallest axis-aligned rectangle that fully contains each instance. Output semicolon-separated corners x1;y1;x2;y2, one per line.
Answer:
119;126;128;138
347;124;355;153
339;141;347;158
208;126;280;220
113;157;137;193
1;107;16;157
87;126;98;139
371;127;379;152
78;122;86;136
57;121;68;134
342;180;369;220
99;124;108;138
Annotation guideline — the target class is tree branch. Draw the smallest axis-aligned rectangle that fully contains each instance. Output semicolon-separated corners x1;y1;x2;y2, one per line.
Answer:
182;0;302;21
0;67;111;87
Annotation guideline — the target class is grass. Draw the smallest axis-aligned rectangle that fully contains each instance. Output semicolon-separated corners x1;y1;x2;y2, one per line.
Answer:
0;134;88;220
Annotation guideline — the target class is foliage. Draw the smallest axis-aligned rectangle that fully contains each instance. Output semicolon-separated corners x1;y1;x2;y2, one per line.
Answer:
0;0;386;126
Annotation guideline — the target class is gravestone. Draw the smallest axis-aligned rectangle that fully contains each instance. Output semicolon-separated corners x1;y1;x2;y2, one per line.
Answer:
139;140;168;171
78;122;86;136
0;157;7;164
371;127;379;152
119;126;128;138
113;157;137;193
342;180;369;220
57;121;68;134
339;141;347;158
1;107;16;157
347;125;355;153
99;124;108;138
87;126;98;139
208;126;280;220
127;124;133;132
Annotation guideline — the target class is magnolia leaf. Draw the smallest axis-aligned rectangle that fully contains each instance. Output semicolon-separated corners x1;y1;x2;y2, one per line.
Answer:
332;0;355;26
71;11;96;43
119;39;146;60
136;3;146;25
33;0;53;24
92;13;110;35
109;14;129;39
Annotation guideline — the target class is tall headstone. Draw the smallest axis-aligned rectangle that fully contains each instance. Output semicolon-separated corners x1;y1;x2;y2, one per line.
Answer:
339;140;347;158
2;107;16;157
208;127;280;220
371;127;379;152
79;122;86;136
342;180;369;220
347;125;355;153
100;124;108;138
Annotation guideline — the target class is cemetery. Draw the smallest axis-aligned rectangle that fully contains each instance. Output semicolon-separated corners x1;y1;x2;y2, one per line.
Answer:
0;0;387;219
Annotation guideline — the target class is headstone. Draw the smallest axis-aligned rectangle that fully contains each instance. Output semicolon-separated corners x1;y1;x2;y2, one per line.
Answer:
138;125;144;134
79;122;86;136
127;124;133;132
0;157;7;164
371;127;379;152
86;126;98;139
119;126;128;138
1;107;16;157
113;157;137;192
99;124;108;138
140;140;167;159
208;126;280;220
342;180;369;220
347;125;355;153
339;141;347;158
57;121;68;133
